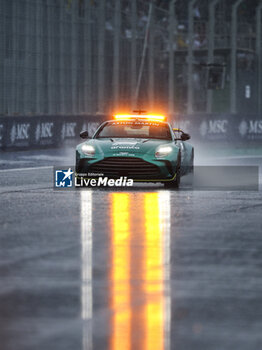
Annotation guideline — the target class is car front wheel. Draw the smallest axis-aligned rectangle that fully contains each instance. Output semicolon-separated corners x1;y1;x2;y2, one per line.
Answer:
164;153;181;189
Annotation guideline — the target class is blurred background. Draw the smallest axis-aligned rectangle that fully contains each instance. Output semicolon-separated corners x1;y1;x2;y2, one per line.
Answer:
0;0;261;117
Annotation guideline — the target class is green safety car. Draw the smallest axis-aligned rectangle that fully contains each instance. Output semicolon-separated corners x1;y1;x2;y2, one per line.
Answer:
75;113;194;188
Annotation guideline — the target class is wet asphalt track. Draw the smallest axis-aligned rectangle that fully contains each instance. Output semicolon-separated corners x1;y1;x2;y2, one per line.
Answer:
0;146;262;350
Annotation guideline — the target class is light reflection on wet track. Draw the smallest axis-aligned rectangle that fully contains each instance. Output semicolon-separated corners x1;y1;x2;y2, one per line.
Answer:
81;191;92;350
81;191;171;350
110;193;131;350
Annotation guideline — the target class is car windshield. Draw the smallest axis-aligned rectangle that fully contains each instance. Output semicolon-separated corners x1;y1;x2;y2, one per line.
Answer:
95;121;172;140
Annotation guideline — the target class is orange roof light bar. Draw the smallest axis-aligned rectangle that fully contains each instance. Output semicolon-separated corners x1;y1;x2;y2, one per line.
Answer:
114;114;166;121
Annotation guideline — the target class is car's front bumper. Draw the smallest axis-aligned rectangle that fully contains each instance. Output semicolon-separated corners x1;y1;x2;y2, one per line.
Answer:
76;152;178;182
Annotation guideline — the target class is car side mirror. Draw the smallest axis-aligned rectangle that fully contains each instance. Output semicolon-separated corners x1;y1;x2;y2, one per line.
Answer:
80;130;89;139
181;132;190;141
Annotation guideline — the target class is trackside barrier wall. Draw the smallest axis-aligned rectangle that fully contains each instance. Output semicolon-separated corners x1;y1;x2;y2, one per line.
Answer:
171;114;262;143
0;114;262;150
0;115;107;150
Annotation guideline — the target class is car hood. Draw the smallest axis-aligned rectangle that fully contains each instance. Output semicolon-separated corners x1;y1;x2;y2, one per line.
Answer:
83;138;173;155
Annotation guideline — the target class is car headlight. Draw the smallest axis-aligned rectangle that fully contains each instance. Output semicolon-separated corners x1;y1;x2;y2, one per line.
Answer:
155;146;173;158
81;144;95;156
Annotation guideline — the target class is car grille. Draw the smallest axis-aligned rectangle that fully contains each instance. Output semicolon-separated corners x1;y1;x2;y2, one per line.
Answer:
89;157;162;178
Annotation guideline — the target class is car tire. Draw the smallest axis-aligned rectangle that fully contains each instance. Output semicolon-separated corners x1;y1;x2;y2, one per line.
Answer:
75;163;81;174
190;148;194;173
164;152;181;189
